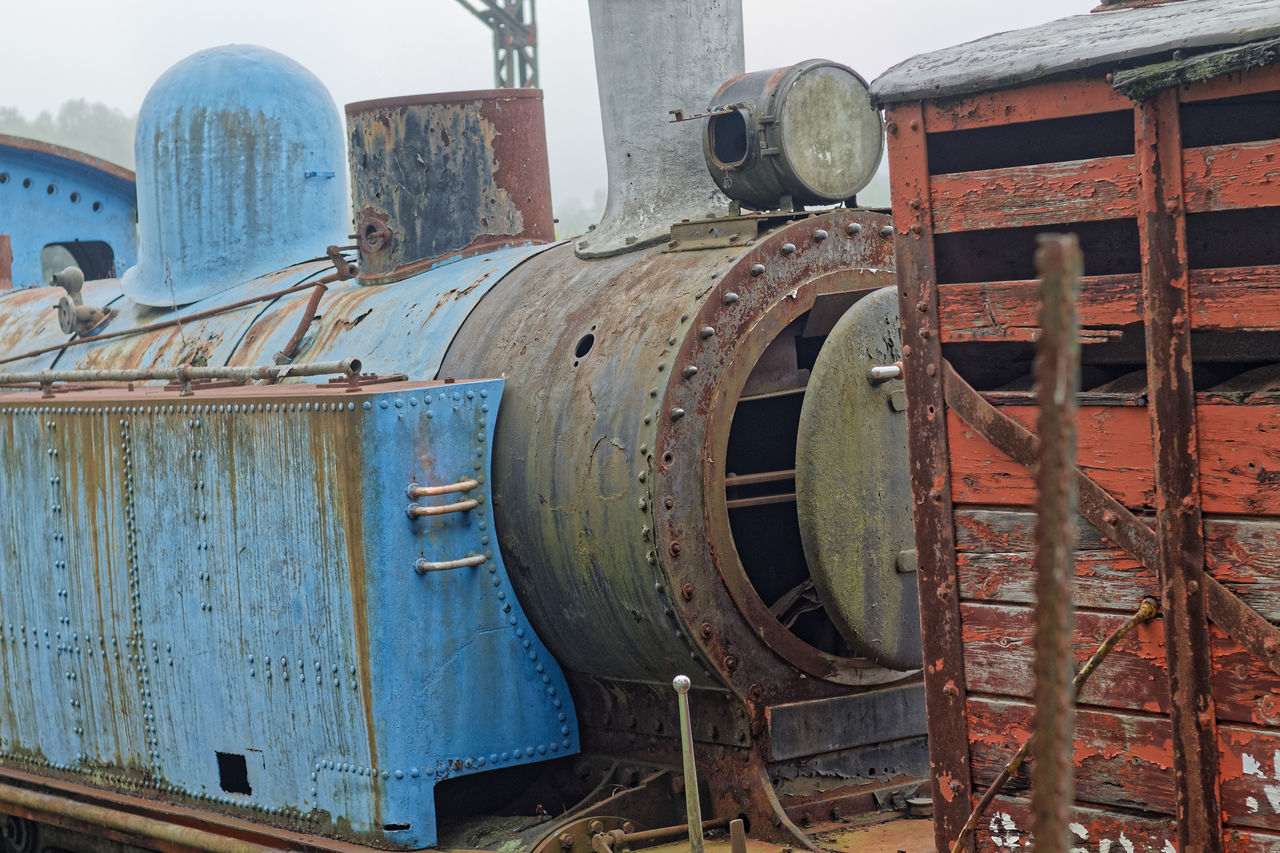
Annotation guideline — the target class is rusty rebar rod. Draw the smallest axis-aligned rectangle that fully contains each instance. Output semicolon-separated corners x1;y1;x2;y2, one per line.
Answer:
949;597;1159;853
1030;234;1083;853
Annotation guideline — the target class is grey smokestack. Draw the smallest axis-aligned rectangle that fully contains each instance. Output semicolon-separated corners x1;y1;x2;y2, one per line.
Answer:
576;0;745;259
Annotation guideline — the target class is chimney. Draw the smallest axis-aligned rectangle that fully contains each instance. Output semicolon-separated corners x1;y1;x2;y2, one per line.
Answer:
575;0;745;259
346;90;556;284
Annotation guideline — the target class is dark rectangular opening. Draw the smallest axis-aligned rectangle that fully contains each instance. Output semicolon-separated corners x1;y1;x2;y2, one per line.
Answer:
926;111;1135;174
216;751;252;795
1181;90;1280;148
934;219;1141;285
1187;206;1280;270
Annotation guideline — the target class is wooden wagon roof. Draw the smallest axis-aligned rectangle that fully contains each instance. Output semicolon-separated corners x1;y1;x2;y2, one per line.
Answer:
871;0;1280;104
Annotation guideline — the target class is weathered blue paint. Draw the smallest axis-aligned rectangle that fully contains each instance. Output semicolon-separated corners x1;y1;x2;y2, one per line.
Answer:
0;378;576;849
0;244;554;383
224;244;556;376
122;45;348;308
0;136;137;288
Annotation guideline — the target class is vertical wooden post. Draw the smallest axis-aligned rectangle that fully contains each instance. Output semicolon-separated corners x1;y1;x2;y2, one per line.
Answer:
1030;234;1082;853
886;101;974;853
1136;88;1222;853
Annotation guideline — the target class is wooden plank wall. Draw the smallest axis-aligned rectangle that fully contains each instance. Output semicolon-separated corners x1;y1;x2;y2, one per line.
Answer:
887;63;1280;852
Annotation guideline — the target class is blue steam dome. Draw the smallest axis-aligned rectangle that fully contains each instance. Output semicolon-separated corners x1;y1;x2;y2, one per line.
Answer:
122;45;348;307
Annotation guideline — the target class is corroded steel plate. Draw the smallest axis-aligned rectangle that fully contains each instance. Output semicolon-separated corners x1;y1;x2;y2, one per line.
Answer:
795;287;919;669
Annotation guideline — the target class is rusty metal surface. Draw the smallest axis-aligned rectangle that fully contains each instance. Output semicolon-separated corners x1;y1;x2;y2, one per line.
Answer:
1137;89;1223;853
794;287;917;669
766;684;926;763
883;101;974;853
441;210;923;843
1028;235;1082;853
0;279;124;373
346;90;554;283
704;61;881;210
657;212;903;692
0;377;575;848
227;244;552;379
58;264;331;375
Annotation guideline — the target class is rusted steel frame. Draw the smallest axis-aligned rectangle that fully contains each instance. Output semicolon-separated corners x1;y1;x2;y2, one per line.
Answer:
942;362;1280;678
0;272;339;367
1138;89;1222;853
1030;234;1082;853
886;101;974;853
0;766;378;853
922;78;1130;133
928;155;1139;234
0;780;273;853
949;597;1159;853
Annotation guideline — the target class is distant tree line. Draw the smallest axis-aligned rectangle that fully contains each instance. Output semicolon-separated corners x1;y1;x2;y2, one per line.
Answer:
0;100;136;169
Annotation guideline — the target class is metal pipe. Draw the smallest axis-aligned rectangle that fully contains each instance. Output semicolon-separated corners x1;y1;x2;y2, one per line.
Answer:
407;479;480;499
0;358;360;388
274;282;329;365
672;675;705;853
406;499;479;519
614;818;729;846
0;777;273;853
869;363;903;383
415;554;487;574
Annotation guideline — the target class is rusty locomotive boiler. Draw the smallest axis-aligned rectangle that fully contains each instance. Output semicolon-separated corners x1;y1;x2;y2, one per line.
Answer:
0;1;932;851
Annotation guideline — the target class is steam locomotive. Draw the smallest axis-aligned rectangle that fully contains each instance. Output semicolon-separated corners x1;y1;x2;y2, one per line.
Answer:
0;1;926;851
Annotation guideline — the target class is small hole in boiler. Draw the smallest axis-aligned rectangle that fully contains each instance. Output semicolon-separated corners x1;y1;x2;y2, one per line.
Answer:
384;823;411;831
575;334;595;358
216;752;252;794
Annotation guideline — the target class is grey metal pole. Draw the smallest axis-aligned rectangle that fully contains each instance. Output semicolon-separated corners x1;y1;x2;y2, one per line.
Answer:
673;675;705;853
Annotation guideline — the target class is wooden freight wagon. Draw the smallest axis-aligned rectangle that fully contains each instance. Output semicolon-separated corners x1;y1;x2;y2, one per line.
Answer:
871;2;1280;851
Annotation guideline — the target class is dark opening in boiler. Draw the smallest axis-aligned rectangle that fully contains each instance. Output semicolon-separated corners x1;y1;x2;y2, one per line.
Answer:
709;110;750;168
574;333;595;358
723;311;852;659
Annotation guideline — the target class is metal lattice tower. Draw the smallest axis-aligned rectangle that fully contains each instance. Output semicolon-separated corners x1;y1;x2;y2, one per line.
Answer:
455;0;539;88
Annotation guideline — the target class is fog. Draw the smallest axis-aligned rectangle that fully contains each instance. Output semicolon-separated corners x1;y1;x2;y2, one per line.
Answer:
0;1;1093;229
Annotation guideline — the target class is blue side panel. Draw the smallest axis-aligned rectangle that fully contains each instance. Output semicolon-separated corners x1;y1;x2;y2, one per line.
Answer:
359;380;577;847
0;378;576;849
0;140;137;288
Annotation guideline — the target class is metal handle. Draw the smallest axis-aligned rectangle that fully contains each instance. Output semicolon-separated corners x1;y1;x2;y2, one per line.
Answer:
407;479;479;499
415;554;486;574
673;675;705;853
868;362;903;383
406;499;479;519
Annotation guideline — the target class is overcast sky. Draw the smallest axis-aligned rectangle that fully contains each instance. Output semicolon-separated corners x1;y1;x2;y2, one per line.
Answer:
2;0;1094;212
